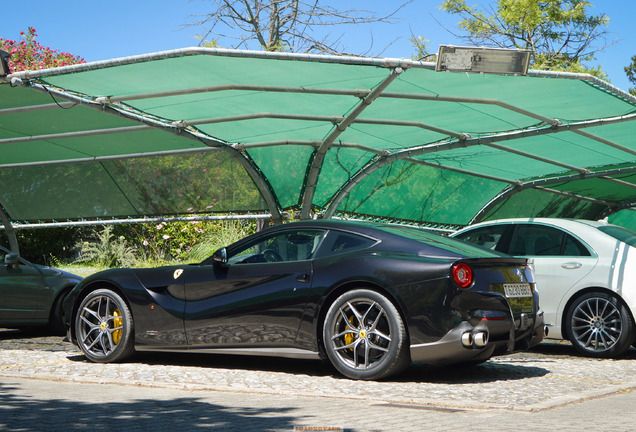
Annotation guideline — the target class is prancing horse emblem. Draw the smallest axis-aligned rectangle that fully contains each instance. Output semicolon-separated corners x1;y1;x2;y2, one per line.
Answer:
173;269;184;279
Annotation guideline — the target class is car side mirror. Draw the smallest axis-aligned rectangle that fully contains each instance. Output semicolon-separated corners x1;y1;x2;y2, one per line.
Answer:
212;247;228;265
5;253;19;268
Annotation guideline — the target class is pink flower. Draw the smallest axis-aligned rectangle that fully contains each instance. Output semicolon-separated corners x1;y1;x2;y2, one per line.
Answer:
163;234;170;240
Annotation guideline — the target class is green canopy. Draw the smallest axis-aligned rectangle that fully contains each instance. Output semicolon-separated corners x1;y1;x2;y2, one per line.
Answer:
2;47;636;230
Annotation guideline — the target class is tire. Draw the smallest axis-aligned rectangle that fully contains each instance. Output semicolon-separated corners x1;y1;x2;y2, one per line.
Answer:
565;292;634;358
323;289;410;380
75;289;135;363
49;290;69;336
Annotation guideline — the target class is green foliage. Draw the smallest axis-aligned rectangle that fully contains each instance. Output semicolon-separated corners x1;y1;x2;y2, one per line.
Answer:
112;220;212;263
5;218;260;268
186;220;256;262
75;226;137;268
410;36;435;61
533;53;608;80
112;218;258;263
626;55;636;96
433;0;610;76
0;227;85;265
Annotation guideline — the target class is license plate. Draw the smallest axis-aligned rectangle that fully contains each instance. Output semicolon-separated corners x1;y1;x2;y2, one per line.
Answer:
503;283;532;298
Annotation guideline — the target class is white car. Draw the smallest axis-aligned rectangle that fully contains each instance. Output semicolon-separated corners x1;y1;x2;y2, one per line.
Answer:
452;218;636;358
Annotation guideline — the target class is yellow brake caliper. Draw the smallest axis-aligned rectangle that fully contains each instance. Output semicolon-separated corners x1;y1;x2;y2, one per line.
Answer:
344;315;356;348
112;309;122;345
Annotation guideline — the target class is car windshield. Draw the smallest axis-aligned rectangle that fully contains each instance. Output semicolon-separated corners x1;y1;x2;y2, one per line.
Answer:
597;225;636;248
378;225;506;257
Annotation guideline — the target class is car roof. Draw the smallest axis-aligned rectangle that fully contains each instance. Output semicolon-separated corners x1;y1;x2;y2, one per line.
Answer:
240;218;505;259
260;218;421;239
453;218;610;233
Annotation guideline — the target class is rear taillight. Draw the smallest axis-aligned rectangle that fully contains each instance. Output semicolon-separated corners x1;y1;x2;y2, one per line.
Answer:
452;263;473;288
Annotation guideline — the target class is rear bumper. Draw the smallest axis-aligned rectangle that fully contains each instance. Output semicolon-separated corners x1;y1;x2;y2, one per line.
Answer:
410;320;512;366
410;309;545;366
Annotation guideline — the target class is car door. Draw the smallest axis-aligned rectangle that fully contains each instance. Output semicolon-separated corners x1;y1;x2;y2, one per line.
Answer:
0;254;47;323
183;229;326;348
506;224;598;328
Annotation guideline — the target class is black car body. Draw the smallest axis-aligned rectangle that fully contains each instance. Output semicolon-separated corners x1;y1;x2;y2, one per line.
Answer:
63;220;543;380
0;245;82;334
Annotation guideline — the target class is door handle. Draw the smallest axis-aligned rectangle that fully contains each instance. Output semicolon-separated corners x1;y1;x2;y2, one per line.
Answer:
296;273;310;283
561;262;582;269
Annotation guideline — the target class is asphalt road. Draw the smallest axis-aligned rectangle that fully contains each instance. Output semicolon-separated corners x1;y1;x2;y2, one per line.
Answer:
1;328;636;431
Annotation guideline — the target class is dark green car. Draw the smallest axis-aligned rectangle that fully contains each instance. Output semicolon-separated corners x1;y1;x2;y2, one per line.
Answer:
0;246;82;334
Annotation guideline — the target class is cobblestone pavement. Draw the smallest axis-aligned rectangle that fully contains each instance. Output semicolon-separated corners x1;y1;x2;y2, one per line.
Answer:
2;328;636;430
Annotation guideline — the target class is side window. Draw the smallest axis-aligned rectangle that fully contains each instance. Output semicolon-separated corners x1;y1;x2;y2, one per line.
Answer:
315;231;376;258
454;225;508;252
509;224;590;256
563;234;592;256
228;230;326;264
510;225;562;256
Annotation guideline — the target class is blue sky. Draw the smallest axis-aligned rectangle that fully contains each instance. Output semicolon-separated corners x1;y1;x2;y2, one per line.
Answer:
3;0;634;91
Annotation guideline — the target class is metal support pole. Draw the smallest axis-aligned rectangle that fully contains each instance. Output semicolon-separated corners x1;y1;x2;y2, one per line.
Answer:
300;67;403;219
0;206;19;254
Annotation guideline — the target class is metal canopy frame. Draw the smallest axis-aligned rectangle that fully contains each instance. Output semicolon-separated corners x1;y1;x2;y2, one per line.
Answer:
4;78;284;225
2;47;636;244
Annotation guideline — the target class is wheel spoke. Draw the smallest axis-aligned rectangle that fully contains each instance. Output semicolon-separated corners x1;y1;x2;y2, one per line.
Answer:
360;301;378;323
366;339;389;353
346;302;363;326
80;314;96;327
367;306;385;332
369;328;391;344
332;330;357;344
363;340;370;369
99;332;110;355
81;305;100;322
338;308;358;331
81;327;100;348
575;304;593;322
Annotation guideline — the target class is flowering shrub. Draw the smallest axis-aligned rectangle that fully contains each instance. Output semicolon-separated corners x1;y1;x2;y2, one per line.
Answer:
0;27;84;73
112;219;258;263
75;226;137;268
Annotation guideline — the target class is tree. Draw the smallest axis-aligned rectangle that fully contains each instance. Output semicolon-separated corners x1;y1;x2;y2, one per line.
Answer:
434;0;611;77
0;27;84;73
186;0;412;54
626;55;636;96
410;35;434;61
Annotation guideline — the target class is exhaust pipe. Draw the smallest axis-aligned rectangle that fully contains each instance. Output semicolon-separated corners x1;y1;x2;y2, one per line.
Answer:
461;331;489;348
473;331;488;347
461;332;473;347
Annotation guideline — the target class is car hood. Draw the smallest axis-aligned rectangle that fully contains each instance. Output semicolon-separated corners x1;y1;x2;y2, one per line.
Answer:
34;264;83;282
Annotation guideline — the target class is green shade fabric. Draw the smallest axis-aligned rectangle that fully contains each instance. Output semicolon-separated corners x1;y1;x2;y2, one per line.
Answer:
1;48;636;228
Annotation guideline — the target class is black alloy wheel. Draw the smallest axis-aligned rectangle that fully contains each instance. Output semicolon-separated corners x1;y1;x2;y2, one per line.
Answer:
75;289;135;363
323;289;410;380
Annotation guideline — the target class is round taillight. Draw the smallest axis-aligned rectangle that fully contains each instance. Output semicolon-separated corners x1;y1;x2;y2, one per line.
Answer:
452;263;473;288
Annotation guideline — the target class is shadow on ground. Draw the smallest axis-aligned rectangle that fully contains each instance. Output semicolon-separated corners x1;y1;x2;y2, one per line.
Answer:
7;328;635;384
0;381;303;432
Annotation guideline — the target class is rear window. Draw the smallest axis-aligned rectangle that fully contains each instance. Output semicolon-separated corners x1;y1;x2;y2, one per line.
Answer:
598;225;636;248
314;231;376;258
379;225;506;258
